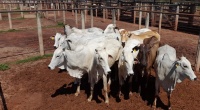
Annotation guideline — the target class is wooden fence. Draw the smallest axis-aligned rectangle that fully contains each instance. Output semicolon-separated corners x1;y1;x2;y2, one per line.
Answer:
0;1;200;71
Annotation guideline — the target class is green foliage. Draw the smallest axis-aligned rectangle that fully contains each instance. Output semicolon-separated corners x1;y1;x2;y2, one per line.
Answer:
15;54;52;64
0;64;10;71
57;22;64;26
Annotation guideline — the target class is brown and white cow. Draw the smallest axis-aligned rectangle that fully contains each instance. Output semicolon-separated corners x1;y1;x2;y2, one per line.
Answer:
119;29;160;47
136;36;160;94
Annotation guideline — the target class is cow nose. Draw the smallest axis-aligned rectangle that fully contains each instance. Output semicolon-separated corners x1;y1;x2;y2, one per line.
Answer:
122;42;125;47
54;46;57;49
194;78;197;81
48;67;51;70
107;70;111;74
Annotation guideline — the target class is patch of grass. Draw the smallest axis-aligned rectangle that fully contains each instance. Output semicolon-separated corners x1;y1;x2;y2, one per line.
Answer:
57;22;64;26
0;64;10;71
0;29;19;33
15;54;52;64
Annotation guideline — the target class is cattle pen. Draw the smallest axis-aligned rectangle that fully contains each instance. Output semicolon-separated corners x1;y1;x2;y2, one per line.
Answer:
1;1;200;110
1;0;200;71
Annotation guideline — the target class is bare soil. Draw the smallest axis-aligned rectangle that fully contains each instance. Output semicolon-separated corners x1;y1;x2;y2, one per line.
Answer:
0;11;200;110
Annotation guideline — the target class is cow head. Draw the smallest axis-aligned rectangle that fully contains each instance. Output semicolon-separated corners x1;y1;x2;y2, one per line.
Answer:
119;29;131;47
122;39;140;75
95;47;112;75
176;56;197;83
138;36;159;67
48;47;65;70
53;33;63;49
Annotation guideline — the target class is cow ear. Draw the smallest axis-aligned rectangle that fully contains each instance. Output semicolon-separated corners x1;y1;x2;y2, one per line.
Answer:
108;54;113;59
66;39;72;43
133;45;140;51
162;53;170;61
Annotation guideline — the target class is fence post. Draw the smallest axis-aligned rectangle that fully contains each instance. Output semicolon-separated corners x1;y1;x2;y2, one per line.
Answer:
75;9;78;26
103;9;105;22
133;9;136;24
63;4;66;24
54;3;57;22
19;4;24;18
72;2;74;16
95;7;97;17
106;9;108;19
138;10;142;29
151;4;155;26
158;6;163;34
45;2;48;19
57;3;60;16
81;10;85;29
0;13;2;20
145;13;149;28
8;4;12;29
112;9;116;26
36;11;44;56
90;8;93;28
195;33;200;72
174;5;179;31
117;8;120;21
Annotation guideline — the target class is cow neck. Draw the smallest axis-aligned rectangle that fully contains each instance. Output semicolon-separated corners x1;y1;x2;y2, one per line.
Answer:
66;41;71;50
168;61;179;76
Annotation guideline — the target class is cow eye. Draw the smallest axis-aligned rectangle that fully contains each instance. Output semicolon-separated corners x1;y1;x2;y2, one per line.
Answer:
183;65;188;68
56;55;60;58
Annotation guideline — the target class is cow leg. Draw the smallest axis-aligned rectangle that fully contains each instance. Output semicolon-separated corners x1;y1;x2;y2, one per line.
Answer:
103;74;109;104
118;76;123;99
153;79;160;109
145;68;151;88
75;78;81;96
87;83;94;102
167;92;172;110
128;74;133;96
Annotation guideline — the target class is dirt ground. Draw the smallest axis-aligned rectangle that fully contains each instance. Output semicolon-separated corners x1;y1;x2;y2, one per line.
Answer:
0;11;200;110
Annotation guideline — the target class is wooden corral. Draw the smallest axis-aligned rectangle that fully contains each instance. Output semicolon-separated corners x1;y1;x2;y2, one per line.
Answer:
0;0;200;71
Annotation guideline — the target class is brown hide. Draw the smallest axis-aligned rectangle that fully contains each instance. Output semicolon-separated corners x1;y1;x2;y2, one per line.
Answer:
143;36;160;70
120;29;160;45
130;30;160;44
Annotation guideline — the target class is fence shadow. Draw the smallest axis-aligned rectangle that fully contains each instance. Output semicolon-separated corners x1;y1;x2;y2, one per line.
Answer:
0;82;8;110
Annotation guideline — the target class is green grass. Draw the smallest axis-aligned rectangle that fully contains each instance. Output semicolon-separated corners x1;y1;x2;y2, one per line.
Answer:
0;64;10;71
0;29;19;33
16;54;52;64
0;54;52;71
57;22;64;26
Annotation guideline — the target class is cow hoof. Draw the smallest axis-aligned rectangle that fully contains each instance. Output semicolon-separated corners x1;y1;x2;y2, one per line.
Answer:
87;98;92;102
129;92;133;96
75;92;79;97
105;100;109;104
152;105;156;110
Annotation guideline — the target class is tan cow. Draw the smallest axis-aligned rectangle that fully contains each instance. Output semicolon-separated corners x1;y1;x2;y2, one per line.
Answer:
119;29;160;47
136;36;160;93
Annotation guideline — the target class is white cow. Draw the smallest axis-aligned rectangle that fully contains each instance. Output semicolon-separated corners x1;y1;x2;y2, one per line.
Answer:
153;44;197;109
64;24;103;36
49;37;122;104
48;43;111;103
118;39;141;99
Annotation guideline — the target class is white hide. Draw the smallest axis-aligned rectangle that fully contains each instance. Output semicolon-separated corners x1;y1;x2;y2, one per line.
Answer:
118;39;140;79
130;28;151;35
154;44;197;93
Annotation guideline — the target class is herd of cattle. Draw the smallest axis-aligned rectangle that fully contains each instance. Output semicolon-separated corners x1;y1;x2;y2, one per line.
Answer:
47;24;197;109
